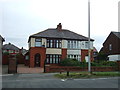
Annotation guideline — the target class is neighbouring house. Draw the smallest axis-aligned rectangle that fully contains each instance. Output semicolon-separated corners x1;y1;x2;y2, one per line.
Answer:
99;31;120;61
20;47;28;56
3;43;20;54
2;43;26;64
28;23;94;68
0;35;5;64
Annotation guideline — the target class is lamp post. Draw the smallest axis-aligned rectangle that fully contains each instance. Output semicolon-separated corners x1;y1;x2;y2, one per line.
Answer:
88;0;91;73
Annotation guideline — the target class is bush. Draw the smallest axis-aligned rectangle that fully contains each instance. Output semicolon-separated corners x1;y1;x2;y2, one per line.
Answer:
91;61;118;67
60;58;81;66
97;52;108;61
60;58;118;67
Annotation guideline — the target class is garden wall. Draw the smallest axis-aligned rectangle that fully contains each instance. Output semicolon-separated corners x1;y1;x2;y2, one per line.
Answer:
45;65;118;73
2;55;9;65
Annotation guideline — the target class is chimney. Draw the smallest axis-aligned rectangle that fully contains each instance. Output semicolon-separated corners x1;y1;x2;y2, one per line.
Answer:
56;23;62;30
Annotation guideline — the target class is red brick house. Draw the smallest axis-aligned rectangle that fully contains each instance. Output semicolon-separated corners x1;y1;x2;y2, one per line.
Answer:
3;43;20;54
2;43;27;64
28;23;94;68
99;31;120;61
100;31;120;55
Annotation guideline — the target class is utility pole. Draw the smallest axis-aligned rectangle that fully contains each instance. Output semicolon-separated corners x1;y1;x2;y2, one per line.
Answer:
88;0;91;73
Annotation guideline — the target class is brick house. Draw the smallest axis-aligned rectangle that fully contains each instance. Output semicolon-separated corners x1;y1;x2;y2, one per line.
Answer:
28;23;94;68
3;43;20;54
2;43;27;64
100;31;120;55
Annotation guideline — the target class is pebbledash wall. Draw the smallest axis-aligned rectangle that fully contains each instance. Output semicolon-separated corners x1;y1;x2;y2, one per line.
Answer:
29;37;94;68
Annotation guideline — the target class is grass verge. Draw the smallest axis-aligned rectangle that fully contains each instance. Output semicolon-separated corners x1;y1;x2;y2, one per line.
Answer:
54;72;120;79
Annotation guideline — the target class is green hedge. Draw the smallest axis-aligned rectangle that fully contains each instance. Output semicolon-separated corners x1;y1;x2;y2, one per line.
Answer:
60;58;81;66
91;61;118;67
60;58;118;67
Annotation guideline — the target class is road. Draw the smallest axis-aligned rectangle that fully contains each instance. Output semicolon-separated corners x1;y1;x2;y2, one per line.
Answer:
1;73;119;88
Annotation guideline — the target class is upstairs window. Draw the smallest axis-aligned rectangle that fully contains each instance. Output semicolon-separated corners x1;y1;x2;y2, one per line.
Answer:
35;38;42;47
109;44;112;51
47;39;61;48
67;40;79;49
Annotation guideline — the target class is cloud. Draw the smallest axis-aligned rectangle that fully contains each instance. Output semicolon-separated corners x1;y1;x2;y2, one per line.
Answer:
1;0;119;51
4;37;28;49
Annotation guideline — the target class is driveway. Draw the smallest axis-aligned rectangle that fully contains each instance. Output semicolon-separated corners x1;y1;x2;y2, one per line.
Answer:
2;64;44;74
2;73;119;88
17;64;44;74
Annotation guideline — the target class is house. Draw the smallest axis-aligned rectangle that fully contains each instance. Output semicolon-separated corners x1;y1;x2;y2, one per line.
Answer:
0;35;5;64
99;31;120;61
28;23;94;68
3;43;20;54
2;43;26;64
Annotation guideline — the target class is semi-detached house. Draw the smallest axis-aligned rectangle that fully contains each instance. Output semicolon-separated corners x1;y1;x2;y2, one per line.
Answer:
28;23;94;68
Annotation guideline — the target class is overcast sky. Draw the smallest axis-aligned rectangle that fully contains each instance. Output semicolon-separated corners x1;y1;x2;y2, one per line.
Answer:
0;0;119;51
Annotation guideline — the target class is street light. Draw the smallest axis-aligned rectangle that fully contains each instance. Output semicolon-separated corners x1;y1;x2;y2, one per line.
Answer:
88;0;91;73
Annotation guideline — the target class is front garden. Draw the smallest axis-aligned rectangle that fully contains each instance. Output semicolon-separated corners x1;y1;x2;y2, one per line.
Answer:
45;58;120;74
53;58;120;78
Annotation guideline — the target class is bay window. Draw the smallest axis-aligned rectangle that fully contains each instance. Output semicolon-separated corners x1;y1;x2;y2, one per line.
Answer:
67;54;81;61
46;54;61;64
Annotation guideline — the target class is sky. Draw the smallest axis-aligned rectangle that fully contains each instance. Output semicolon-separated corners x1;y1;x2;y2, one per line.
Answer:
0;0;119;51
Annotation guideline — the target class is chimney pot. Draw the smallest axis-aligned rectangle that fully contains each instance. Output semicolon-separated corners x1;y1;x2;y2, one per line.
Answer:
56;23;62;30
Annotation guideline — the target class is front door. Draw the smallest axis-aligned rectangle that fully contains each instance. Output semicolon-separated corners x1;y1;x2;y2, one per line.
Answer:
35;53;40;67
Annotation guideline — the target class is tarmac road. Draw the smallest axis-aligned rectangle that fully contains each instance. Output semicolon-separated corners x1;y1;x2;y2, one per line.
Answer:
1;73;119;88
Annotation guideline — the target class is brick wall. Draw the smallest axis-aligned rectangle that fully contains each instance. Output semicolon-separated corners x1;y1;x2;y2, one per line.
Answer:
61;48;67;60
45;65;118;73
17;54;25;64
8;55;17;74
29;47;46;68
2;55;9;65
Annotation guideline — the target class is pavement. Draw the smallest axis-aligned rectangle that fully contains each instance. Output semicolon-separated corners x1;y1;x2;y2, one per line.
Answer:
2;65;8;74
1;73;120;88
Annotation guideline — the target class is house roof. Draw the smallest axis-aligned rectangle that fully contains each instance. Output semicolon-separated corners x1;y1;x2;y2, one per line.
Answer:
112;31;120;39
20;48;28;55
3;43;20;51
29;24;94;42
